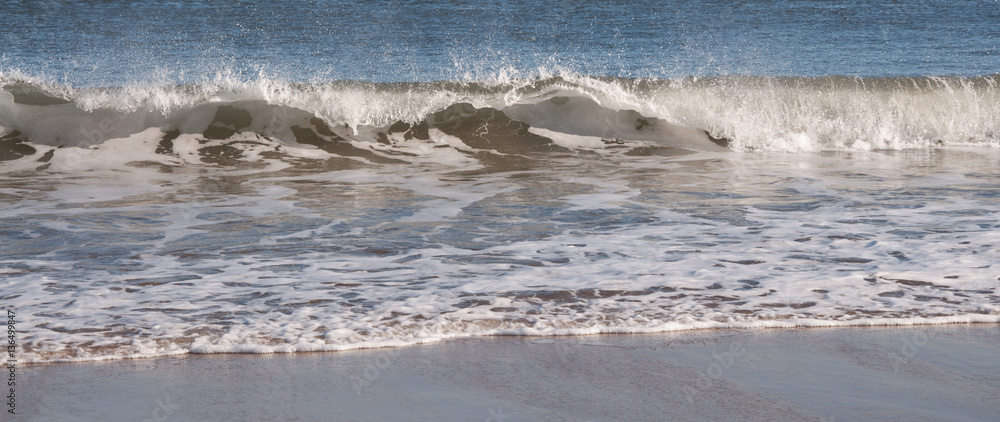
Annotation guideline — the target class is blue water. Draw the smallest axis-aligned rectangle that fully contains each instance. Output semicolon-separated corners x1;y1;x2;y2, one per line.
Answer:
3;0;998;85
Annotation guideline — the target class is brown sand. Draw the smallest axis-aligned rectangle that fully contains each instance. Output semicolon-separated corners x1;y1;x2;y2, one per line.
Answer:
17;323;1000;421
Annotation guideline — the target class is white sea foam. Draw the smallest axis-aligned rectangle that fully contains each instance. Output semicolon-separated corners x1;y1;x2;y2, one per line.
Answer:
2;141;998;363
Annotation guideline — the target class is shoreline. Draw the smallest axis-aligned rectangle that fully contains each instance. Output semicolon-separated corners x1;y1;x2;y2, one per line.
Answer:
19;323;1000;421
19;316;1000;365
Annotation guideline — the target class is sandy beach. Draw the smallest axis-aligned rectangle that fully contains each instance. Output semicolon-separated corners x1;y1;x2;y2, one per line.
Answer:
16;323;1000;421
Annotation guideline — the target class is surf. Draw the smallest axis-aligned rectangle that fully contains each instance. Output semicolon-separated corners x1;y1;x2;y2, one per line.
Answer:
2;72;999;171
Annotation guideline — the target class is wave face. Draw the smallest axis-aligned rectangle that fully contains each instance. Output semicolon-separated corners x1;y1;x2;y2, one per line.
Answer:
2;73;998;170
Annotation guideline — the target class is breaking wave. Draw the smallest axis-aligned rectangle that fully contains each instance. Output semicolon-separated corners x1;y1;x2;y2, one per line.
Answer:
2;71;999;170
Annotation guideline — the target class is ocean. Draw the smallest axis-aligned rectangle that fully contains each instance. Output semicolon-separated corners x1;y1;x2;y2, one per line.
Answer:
1;0;999;363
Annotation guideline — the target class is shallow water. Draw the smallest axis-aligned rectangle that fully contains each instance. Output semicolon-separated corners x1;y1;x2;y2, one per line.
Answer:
3;142;999;362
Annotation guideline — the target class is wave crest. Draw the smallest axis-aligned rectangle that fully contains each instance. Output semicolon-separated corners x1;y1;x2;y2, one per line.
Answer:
1;72;998;166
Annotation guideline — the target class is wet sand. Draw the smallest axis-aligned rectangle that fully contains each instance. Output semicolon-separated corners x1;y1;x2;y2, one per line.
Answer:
17;323;1000;421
